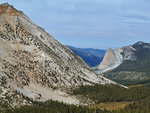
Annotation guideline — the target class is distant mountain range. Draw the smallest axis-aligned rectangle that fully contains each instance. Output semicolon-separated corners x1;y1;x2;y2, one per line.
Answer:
67;45;105;67
94;41;150;85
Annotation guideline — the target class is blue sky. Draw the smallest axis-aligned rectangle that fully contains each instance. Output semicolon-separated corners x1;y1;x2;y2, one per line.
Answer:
1;0;150;49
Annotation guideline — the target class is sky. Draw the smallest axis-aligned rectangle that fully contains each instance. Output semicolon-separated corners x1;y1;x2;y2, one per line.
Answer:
0;0;150;49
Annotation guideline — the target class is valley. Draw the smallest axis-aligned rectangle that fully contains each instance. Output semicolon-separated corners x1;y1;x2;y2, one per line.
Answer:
0;2;150;113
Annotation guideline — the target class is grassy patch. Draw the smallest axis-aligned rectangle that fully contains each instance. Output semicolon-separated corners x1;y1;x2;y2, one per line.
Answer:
128;84;148;88
89;102;131;111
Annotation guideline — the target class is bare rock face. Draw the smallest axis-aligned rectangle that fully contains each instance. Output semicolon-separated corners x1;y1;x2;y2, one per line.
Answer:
98;48;116;69
94;46;136;74
0;3;115;107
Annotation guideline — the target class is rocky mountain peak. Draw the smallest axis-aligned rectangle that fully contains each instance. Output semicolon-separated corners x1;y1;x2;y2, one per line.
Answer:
94;48;120;74
133;41;150;49
107;48;114;53
135;41;145;45
0;3;20;16
99;48;115;68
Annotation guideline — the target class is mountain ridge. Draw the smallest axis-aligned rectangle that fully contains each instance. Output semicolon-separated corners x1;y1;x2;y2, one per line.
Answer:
94;41;150;85
0;3;116;108
94;43;137;74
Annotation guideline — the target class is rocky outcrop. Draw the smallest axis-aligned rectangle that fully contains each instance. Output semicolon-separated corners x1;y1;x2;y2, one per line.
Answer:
94;45;136;74
98;48;116;69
